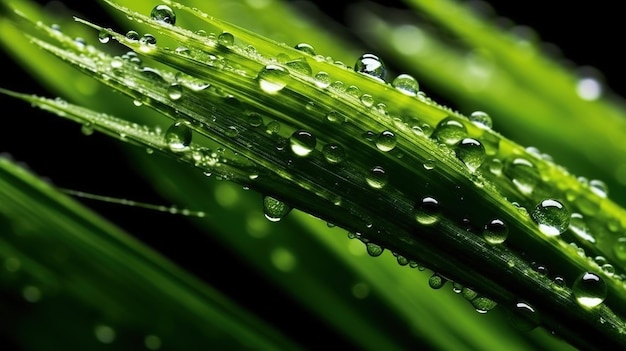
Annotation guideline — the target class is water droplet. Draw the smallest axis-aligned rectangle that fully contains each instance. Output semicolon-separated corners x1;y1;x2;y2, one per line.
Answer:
469;111;493;129
507;301;539;332
285;58;312;75
247;112;264;127
472;296;497;313
140;33;157;46
325;110;344;124
569;213;595;243
455;138;485;173
295;43;316;56
428;273;445;289
263;196;292;222
503;157;539;195
531;199;570;236
81;122;95;136
266;120;281;135
366;242;384;257
415;196;440;225
483;218;508;244
392;74;419;96
354;53;386;82
94;325;116;344
165;120;192;152
126;30;140;41
360;94;374;107
461;287;478;301
258;65;289;94
322;143;345;164
375;130;397;152
98;30;111;44
423;159;436;170
366;166;388;189
217;31;235;46
573;271;607;308
151;4;176;25
431;117;467;146
396;255;409;266
167;83;183;100
314;71;331;88
289;130;316;157
589;179;609;198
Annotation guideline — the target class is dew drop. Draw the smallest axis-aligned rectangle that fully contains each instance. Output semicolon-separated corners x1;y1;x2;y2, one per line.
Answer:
285;58;312;75
569;212;596;243
322;143;345;164
289;130;316;157
507;301;539;332
375;130;397;152
258;65;289;94
483;218;508;244
354;53;386;82
530;199;570;236
589;179;609;198
98;30;111;44
461;287;478;301
472;296;497;314
455;138;485;173
366;242;384;257
469;111;493;129
503;157;539;195
247;112;264;127
165;120;192;152
428;273;445;289
415;196;440;225
263;195;292;222
314;71;331;88
151;4;176;25
366;166;388;189
572;271;607;308
140;33;157;46
431;117;467;146
81;122;95;136
126;30;140;41
167;82;183;100
392;73;419;96
217;31;235;46
295;43;316;56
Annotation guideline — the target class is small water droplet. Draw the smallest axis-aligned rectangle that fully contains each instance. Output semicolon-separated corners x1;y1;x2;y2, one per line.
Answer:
285;58;312;75
431;117;467;146
569;213;595;243
483;218;508;244
589;179;608;198
295;43;316;56
572;271;607;308
165;120;192;152
503;157;539;195
392;73;419;96
354;53;386;82
81;122;95;136
167;82;183;100
472;296;497;313
322;143;345;164
507;301;539;332
314;71;331;88
126;30;140;41
366;242;384;257
151;4;176;25
375;130;397;152
263;196;292;222
461;287;478;301
258;65;290;94
415;196;440;225
289;130;316;157
140;33;157;46
428;273;445;289
469;111;493;129
325;110;344;124
531;199;570;236
98;30;111;44
217;31;235;46
360;94;374;107
455;138;485;173
247;112;264;127
366;166;388;189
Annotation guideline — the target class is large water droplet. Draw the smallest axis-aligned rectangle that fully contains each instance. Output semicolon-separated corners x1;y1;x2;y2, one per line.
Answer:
375;130;397;152
366;166;388;189
263;196;292;222
322;143;345;164
589;179;609;198
165;120;192;152
354;53;386;82
415;196;440;225
483;218;508;244
469;111;493;129
455;138;485;173
431;117;467;146
167;82;183;100
258;65;290;94
572;271;607;308
503;157;539;195
428;273;445;289
285;58;312;75
530;199;570;236
289;130;316;157
151;4;176;25
217;31;235;46
392;74;419;96
366;242;384;257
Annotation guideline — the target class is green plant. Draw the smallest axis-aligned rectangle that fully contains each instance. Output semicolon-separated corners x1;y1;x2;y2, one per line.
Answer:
1;0;625;350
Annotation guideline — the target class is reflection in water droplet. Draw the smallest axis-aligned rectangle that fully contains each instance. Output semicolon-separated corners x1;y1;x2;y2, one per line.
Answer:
295;43;316;56
415;196;440;225
432;117;467;146
151;4;176;25
366;242;384;257
258;65;289;94
366;166;388;189
530;199;570;236
472;296;497;314
455;138;485;173
572;271;606;308
428;273;445;289
165;120;192;152
483;218;508;244
322;143;345;164
469;111;493;129
392;74;419;96
375;130;397;152
354;53;386;82
263;196;292;222
289;130;316;157
218;31;235;46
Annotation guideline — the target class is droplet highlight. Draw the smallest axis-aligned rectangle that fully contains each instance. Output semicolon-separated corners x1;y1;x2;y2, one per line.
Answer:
366;166;388;189
530;199;570;236
289;130;316;157
375;130;397;152
483;218;508;244
415;196;440;225
503;157;539;195
572;271;607;308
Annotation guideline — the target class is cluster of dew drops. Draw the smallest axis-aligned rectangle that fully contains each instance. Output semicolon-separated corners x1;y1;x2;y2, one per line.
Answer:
98;4;615;317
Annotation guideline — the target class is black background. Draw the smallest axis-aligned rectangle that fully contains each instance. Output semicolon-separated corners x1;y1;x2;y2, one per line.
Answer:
0;1;624;349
